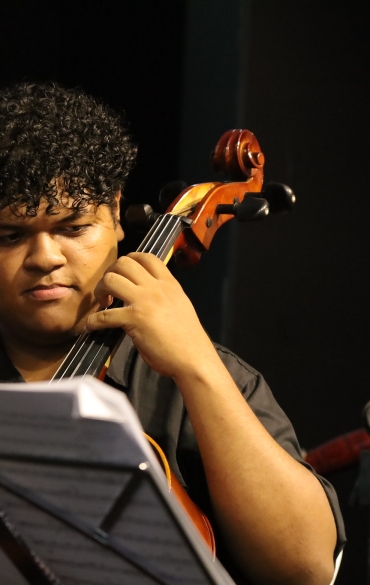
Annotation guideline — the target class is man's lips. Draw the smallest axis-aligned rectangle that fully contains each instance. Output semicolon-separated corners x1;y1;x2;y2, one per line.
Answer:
25;284;74;301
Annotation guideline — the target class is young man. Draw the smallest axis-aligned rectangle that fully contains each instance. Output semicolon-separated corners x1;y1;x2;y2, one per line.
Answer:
0;82;345;585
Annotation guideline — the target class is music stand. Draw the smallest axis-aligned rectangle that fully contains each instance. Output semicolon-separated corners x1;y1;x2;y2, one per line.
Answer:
0;376;236;585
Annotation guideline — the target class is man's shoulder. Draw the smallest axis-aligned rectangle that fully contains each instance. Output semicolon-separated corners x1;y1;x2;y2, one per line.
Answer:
212;342;263;397
213;342;259;375
107;337;262;395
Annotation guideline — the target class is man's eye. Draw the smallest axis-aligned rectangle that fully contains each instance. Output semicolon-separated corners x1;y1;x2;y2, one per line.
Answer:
58;225;90;235
0;232;22;244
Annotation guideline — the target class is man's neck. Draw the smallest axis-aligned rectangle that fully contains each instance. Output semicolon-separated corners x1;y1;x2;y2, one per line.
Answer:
1;333;75;382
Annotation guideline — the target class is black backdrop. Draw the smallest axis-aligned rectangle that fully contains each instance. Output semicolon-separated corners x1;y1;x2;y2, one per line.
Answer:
224;4;370;584
2;0;187;211
1;1;369;583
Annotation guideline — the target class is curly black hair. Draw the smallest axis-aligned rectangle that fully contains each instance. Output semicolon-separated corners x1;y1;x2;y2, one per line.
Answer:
0;82;137;215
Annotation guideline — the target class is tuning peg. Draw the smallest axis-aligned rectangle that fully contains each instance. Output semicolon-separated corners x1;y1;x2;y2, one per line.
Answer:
125;204;161;231
216;196;269;222
260;182;296;213
159;181;188;212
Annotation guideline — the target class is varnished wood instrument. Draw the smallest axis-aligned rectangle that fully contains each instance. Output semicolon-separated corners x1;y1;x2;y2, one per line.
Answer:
50;129;295;555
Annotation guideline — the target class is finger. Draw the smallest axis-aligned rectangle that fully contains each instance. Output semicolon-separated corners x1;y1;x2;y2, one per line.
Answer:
126;252;173;281
105;255;155;286
86;307;131;332
94;271;138;305
98;294;113;308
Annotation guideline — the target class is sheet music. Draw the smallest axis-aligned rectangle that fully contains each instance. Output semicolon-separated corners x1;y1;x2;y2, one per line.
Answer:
0;376;165;482
0;376;236;585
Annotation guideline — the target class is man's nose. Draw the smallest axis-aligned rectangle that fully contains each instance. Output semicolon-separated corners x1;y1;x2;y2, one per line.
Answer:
23;233;67;272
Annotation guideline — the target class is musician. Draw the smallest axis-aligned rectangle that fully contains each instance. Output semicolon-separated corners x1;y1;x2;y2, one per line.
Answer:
0;82;345;585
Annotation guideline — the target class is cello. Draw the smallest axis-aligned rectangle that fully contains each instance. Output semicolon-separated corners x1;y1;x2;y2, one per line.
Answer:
50;128;295;555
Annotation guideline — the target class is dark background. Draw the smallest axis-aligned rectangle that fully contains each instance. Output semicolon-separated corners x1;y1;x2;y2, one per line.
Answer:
1;1;369;582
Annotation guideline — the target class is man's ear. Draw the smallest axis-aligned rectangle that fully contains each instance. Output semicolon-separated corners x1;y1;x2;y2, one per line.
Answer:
113;191;124;241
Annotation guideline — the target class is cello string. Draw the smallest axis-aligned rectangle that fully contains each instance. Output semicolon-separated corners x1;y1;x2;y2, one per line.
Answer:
145;215;185;260
135;214;168;253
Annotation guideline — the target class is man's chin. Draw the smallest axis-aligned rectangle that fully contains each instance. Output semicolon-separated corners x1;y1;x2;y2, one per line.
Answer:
23;321;85;347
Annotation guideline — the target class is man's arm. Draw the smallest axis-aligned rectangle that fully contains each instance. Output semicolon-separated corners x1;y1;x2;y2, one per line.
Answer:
86;252;338;585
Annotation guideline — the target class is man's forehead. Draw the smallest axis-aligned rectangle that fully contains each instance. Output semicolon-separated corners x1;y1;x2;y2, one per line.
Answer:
0;198;98;223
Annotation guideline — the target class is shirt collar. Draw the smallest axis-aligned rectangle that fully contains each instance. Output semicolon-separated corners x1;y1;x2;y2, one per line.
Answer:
0;337;25;383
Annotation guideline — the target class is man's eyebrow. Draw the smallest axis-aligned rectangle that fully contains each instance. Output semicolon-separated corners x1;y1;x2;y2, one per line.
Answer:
55;210;90;222
0;221;24;230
